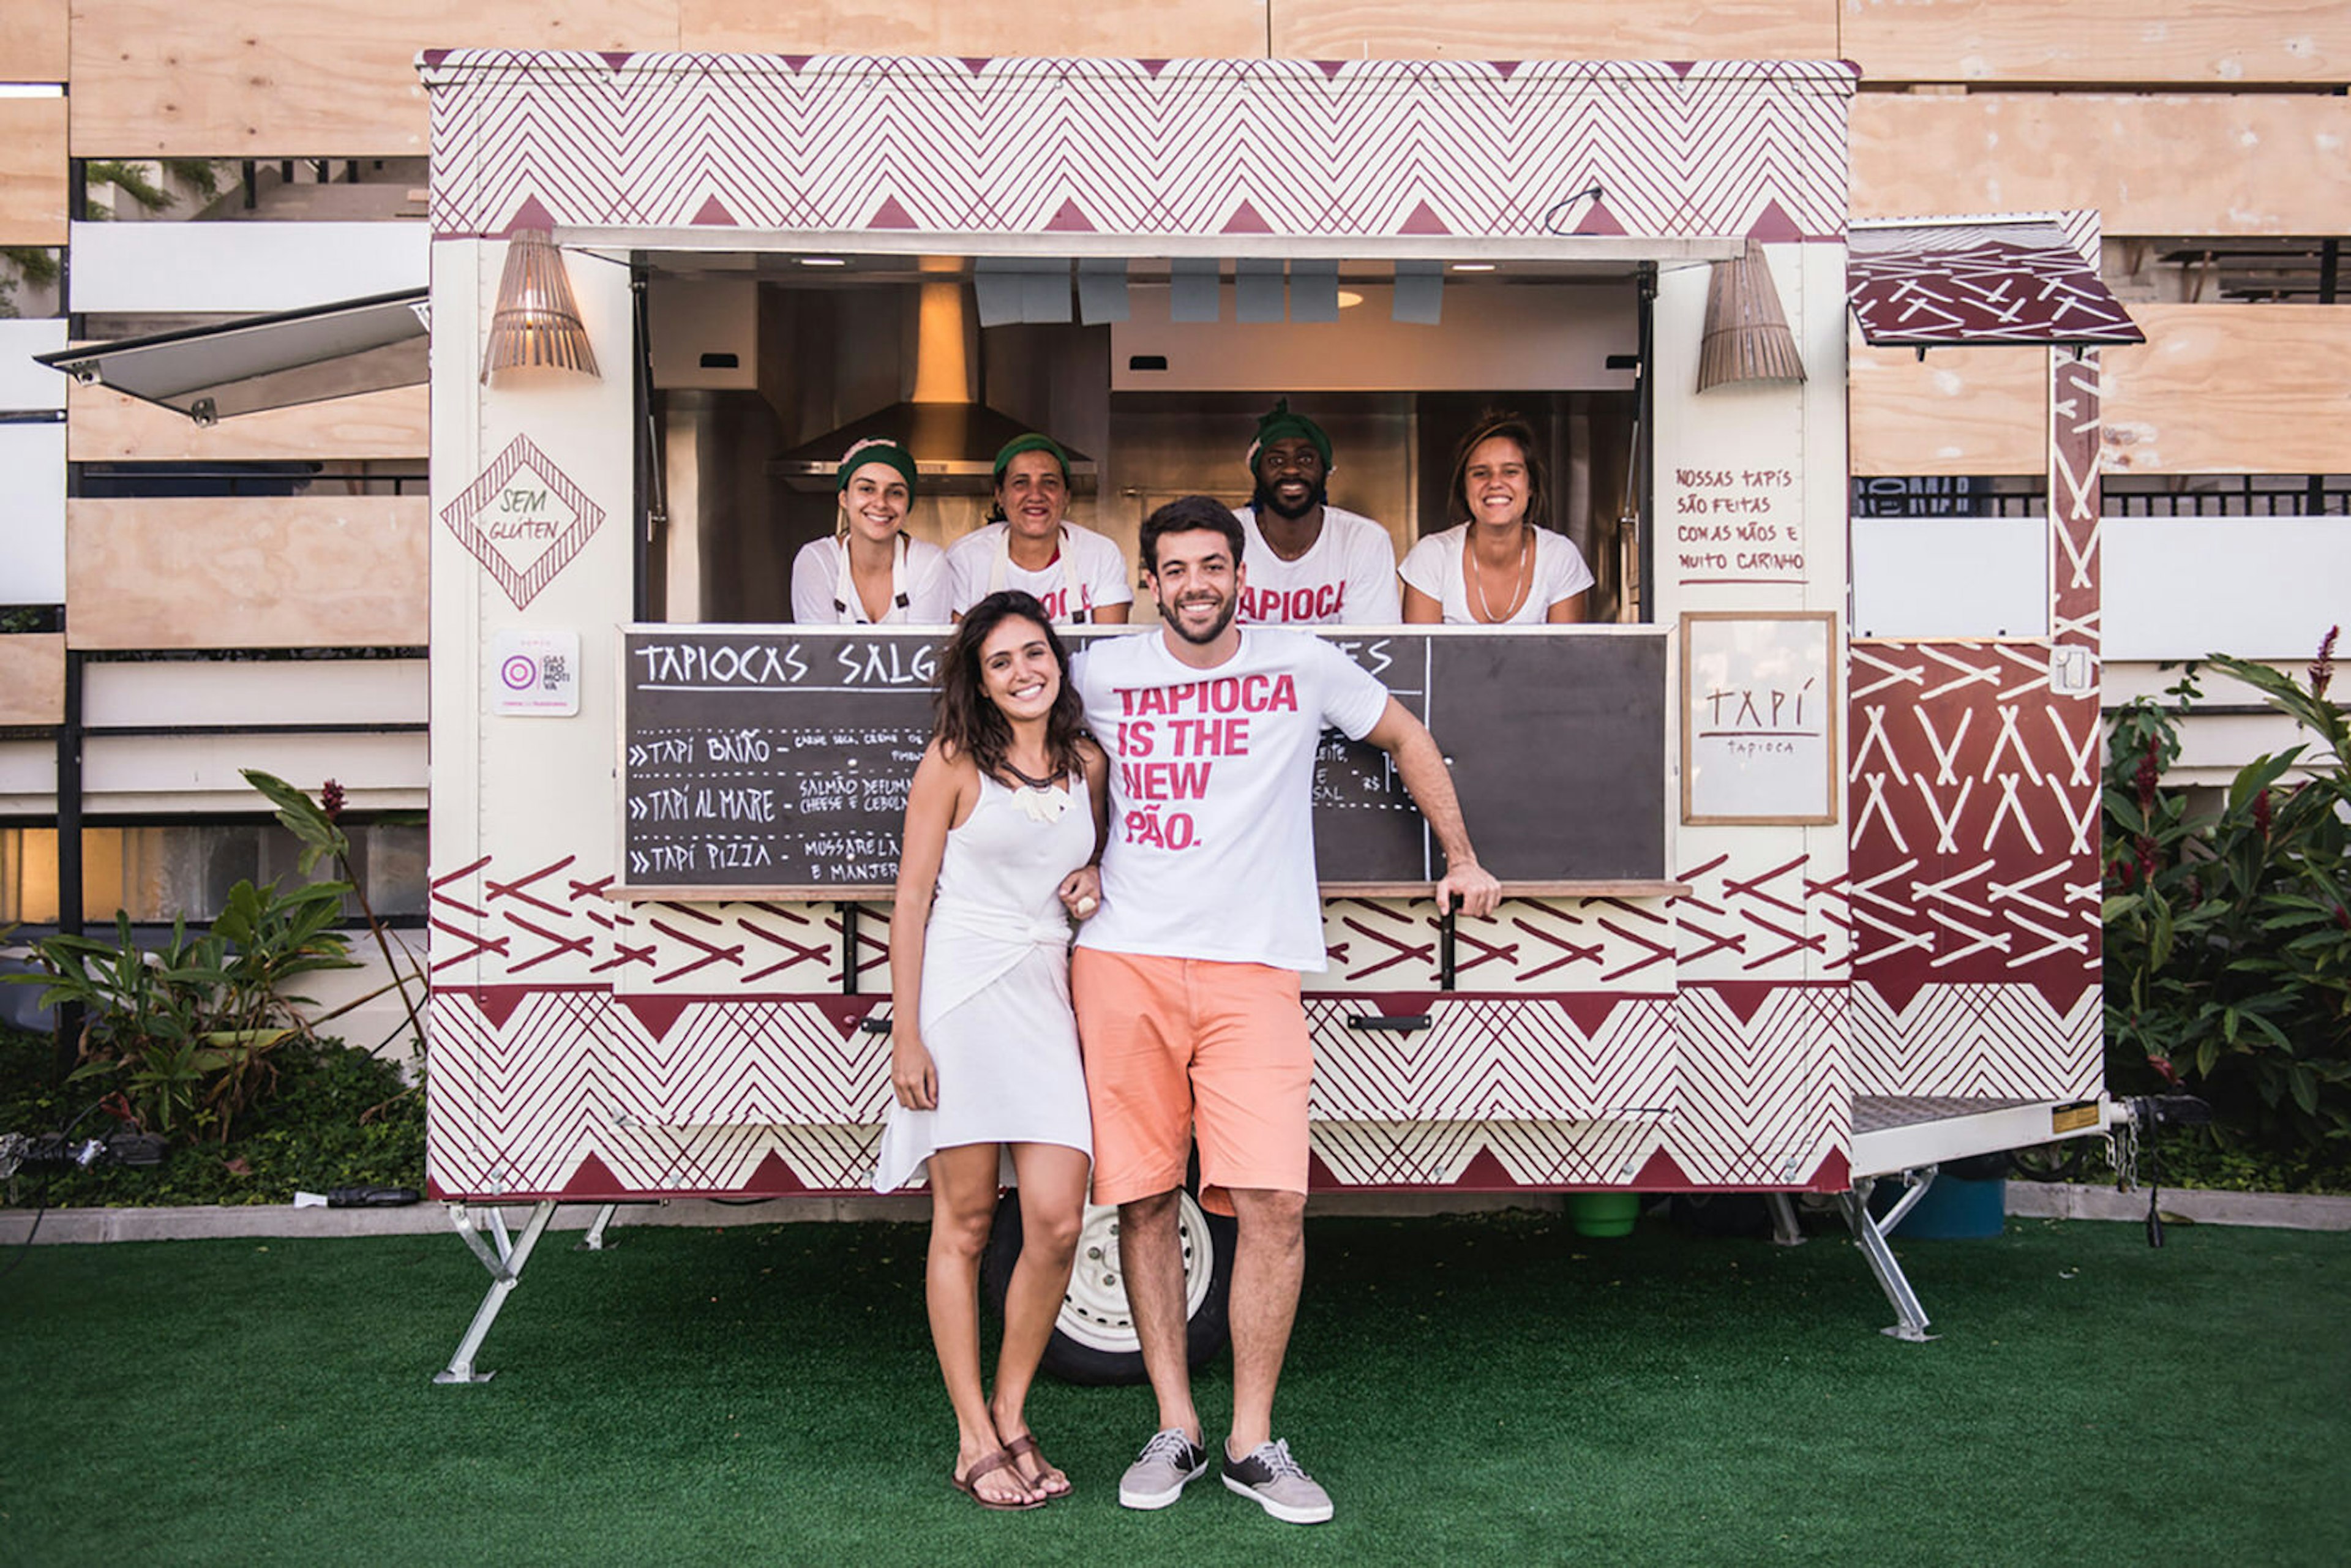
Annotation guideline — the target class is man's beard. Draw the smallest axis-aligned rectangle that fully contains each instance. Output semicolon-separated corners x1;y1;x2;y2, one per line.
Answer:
1158;585;1239;645
1252;478;1329;523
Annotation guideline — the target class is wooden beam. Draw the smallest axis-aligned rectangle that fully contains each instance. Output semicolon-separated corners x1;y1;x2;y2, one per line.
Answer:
68;382;429;462
1843;0;2351;86
2104;304;2351;476
65;495;427;649
1853;92;2351;237
0;97;69;247
0;0;70;82
682;0;1269;55
67;0;678;157
0;635;67;727
1270;0;1835;58
1849;343;2044;476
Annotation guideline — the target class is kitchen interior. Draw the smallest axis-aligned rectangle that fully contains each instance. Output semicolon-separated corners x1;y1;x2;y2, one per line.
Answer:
642;255;1646;625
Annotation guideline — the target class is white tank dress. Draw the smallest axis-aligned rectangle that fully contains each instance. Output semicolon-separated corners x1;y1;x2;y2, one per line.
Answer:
872;770;1096;1191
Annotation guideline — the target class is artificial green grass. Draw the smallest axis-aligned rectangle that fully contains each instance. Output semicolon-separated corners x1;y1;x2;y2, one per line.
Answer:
2;1212;2345;1566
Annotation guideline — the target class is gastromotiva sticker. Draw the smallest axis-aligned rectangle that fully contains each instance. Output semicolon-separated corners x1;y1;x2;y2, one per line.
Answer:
441;434;606;609
489;628;580;716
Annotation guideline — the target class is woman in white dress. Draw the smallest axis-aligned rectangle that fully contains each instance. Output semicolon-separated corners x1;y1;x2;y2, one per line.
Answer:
789;437;953;624
876;589;1108;1509
1400;411;1594;625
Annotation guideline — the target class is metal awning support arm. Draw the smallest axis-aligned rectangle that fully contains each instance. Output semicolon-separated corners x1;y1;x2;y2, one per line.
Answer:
1838;1174;1938;1343
435;1201;559;1384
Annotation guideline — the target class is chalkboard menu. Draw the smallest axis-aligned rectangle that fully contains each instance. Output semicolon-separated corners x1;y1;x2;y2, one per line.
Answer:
620;625;1666;893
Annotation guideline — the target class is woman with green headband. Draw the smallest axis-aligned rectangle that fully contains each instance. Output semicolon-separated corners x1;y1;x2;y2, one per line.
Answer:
943;433;1133;625
790;438;953;624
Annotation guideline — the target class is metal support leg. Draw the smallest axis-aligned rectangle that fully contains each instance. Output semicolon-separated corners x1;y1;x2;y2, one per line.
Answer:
434;1201;558;1384
574;1202;620;1252
1837;1180;1936;1343
1765;1192;1806;1247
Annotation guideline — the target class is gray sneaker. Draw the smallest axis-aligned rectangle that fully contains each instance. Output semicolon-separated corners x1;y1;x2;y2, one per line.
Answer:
1119;1427;1209;1510
1221;1437;1334;1525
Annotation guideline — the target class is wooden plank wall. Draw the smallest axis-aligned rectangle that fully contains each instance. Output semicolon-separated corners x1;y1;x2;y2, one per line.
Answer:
64;497;430;649
0;0;70;81
1839;0;2351;84
1268;1;1837;59
680;0;1267;57
67;383;430;462
0;635;67;726
0;97;69;246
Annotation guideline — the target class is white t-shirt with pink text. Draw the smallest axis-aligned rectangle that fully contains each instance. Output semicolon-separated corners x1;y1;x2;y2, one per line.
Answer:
1073;627;1390;972
1234;505;1402;626
945;522;1134;624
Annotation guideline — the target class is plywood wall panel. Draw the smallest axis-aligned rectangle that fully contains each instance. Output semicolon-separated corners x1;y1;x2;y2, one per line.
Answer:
1853;93;2351;237
1272;0;1835;58
0;0;71;81
0;97;69;246
2103;304;2351;476
1843;0;2351;86
68;0;677;156
681;0;1268;56
1848;342;2044;476
0;636;67;727
69;383;430;462
66;496;428;649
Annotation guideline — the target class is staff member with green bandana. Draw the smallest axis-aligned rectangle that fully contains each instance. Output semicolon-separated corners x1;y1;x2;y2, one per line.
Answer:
947;433;1133;625
1233;400;1401;626
790;437;953;624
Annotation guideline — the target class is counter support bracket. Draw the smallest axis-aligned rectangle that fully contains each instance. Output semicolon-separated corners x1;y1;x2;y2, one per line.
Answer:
434;1200;559;1384
1837;1177;1937;1343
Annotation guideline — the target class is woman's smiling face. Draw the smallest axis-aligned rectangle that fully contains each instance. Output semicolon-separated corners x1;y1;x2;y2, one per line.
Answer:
1462;435;1530;530
840;462;911;544
996;450;1069;542
978;615;1060;722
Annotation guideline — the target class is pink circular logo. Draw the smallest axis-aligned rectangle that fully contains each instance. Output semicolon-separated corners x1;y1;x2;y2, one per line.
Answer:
501;655;538;691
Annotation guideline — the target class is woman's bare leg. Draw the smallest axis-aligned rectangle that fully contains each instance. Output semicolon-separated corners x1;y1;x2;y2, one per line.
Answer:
926;1143;1032;1505
990;1142;1091;1493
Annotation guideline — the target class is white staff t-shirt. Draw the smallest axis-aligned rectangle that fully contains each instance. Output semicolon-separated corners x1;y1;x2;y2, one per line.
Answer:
945;522;1135;623
1073;627;1390;972
1233;505;1403;626
1398;522;1595;625
789;535;953;625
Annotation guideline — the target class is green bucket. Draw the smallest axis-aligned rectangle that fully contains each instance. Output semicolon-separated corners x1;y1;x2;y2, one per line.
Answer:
1568;1191;1641;1238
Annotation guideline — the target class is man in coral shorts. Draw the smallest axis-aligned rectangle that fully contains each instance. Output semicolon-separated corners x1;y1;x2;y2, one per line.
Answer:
1065;495;1501;1525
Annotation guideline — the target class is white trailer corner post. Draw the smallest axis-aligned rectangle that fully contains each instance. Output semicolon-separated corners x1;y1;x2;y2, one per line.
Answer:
418;53;2137;1376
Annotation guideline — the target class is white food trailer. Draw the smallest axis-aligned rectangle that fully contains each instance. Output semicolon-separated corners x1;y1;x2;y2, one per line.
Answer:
53;50;2156;1377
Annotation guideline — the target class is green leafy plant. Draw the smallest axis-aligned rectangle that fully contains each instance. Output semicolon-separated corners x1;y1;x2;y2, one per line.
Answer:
2103;629;2351;1149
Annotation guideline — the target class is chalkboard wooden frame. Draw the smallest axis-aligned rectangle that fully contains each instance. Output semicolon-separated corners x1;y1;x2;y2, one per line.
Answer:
616;623;1671;898
1678;610;1840;826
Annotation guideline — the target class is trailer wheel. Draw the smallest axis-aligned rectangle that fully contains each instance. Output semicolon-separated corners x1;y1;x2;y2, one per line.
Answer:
981;1193;1234;1386
2007;1141;2091;1182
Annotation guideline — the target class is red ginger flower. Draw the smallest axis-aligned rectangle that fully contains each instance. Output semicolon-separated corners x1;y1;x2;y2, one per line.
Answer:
320;778;346;822
2312;625;2338;703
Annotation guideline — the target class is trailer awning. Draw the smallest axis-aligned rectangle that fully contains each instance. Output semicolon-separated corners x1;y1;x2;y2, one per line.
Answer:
1848;219;2142;350
36;289;429;424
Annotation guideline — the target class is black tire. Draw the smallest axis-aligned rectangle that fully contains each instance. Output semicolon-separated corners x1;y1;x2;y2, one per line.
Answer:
981;1192;1235;1386
2007;1141;2091;1183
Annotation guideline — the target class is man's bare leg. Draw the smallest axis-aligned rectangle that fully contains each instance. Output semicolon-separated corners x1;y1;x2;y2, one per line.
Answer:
1117;1187;1202;1443
1223;1187;1305;1457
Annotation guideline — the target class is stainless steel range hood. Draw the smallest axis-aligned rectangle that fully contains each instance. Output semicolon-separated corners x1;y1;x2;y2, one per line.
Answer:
770;280;1093;493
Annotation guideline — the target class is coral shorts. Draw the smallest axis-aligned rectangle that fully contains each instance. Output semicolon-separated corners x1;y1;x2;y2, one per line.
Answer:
1070;948;1312;1217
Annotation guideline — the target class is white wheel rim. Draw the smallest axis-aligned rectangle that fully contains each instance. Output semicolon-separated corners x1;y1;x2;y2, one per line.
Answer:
1053;1195;1216;1354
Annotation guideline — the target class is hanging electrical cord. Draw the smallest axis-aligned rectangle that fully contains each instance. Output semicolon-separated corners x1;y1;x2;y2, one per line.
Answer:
1540;183;1607;236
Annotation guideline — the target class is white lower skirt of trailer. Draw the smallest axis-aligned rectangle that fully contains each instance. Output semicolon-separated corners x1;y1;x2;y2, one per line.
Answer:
1850;1093;2123;1182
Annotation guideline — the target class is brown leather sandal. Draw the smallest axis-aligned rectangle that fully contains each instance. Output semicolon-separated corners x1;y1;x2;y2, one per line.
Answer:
950;1446;1044;1511
1003;1433;1072;1498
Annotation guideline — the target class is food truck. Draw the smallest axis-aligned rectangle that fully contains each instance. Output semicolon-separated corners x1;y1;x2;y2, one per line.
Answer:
50;50;2153;1378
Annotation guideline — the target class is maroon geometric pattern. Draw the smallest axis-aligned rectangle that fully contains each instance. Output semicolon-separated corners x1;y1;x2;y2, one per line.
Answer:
422;53;1856;242
1672;982;1847;1187
436;433;606;610
1848;220;2143;348
1673;847;1853;982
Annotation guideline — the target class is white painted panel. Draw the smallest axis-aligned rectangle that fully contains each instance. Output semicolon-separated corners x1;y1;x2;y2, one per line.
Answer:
0;422;66;602
83;732;427;798
0;318;69;411
2105;517;2351;661
85;658;429;729
1111;282;1637;392
0;741;54;798
67;222;430;313
1849;514;2049;639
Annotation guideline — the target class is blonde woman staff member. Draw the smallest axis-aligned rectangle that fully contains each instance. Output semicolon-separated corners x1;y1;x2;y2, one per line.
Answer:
946;433;1133;625
877;590;1109;1510
1400;411;1593;625
790;437;953;624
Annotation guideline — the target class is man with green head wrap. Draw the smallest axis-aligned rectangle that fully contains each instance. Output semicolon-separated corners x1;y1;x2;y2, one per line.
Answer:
1234;399;1402;626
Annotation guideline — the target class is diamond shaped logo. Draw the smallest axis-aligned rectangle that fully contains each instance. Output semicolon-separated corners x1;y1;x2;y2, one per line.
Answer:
440;434;606;609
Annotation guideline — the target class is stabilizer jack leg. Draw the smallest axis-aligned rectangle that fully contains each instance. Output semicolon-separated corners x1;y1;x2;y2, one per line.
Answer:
574;1202;620;1251
434;1201;558;1384
1838;1177;1937;1342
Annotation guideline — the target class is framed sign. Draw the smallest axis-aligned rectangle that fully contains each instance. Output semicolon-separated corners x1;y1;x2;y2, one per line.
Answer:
1679;611;1838;825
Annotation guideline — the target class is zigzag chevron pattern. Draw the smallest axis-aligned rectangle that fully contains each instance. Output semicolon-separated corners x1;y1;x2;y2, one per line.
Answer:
1310;1117;1671;1189
1307;996;1675;1122
422;54;1854;241
1313;895;1679;993
1848;982;2099;1101
1671;983;1848;1186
